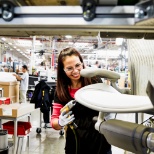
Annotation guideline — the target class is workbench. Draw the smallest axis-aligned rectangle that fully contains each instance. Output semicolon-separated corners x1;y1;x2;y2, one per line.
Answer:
0;103;35;154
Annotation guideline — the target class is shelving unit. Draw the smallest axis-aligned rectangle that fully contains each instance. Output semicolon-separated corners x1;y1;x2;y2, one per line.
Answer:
81;53;105;66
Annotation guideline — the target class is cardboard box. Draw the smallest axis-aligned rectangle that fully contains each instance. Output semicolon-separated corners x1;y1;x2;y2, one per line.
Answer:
0;103;35;117
0;81;20;103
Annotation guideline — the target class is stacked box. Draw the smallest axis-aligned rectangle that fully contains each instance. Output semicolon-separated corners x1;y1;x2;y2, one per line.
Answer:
0;81;19;103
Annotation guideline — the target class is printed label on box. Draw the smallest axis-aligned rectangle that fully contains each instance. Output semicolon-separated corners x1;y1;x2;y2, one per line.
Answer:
2;108;12;116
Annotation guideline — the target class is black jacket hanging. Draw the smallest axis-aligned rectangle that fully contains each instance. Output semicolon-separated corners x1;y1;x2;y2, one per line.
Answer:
30;80;51;113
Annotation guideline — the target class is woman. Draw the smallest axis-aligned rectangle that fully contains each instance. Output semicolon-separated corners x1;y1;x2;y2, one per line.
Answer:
51;47;112;154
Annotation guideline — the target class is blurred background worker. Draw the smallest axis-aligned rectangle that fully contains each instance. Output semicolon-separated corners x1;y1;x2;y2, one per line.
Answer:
13;65;29;103
92;61;101;68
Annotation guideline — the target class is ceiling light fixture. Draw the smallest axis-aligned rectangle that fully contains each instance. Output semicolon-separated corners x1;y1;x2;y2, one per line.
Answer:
1;37;6;41
82;0;96;21
1;1;14;21
65;35;72;39
17;40;32;46
116;38;124;46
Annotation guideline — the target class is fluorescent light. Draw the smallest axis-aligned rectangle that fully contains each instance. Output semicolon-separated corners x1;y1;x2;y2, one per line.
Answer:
1;37;6;41
116;38;123;46
17;40;32;46
65;35;72;39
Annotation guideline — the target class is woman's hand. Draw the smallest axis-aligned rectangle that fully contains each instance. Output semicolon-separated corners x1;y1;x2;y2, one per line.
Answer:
58;110;75;127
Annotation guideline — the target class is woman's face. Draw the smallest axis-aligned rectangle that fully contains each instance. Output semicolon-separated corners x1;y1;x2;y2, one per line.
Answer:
63;55;83;81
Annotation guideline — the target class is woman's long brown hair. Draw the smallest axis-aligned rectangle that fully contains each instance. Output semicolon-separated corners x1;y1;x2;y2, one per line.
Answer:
56;47;92;103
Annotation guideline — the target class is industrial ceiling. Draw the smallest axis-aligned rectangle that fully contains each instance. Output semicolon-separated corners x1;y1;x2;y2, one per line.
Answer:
0;0;153;38
0;0;153;61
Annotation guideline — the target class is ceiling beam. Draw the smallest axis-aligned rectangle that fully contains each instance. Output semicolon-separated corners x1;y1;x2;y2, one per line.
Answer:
0;5;153;38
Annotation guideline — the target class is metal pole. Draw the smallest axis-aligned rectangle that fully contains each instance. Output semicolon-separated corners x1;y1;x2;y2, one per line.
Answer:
29;36;36;74
51;38;56;71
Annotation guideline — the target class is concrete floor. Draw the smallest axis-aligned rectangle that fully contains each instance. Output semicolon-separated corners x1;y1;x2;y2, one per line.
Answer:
5;105;153;154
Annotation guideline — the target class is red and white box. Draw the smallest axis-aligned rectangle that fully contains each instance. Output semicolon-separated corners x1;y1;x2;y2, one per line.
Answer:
0;97;10;105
